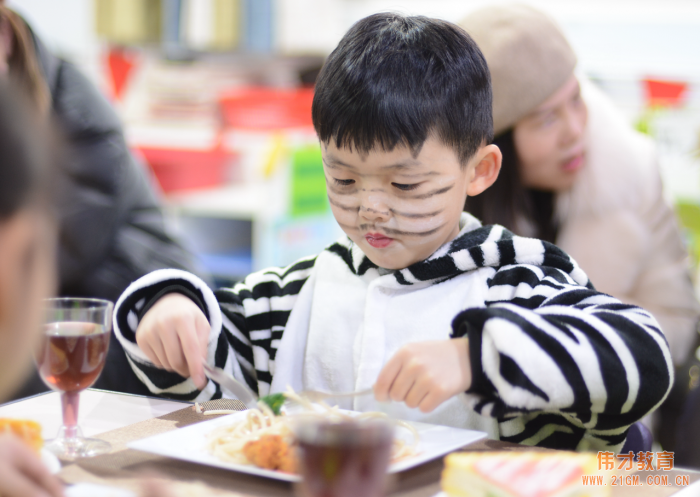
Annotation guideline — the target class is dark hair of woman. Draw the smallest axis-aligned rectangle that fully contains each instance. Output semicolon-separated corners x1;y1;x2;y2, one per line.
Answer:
0;80;51;220
466;129;559;243
0;5;51;114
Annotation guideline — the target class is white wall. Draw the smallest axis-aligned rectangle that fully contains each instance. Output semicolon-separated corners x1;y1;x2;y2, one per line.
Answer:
10;0;700;87
277;0;700;83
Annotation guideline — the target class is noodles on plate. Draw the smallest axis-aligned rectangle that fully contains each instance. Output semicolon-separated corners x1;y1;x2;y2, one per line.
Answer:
206;386;420;472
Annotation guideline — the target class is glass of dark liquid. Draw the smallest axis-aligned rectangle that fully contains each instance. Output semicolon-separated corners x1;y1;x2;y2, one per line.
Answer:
35;298;113;460
295;419;394;497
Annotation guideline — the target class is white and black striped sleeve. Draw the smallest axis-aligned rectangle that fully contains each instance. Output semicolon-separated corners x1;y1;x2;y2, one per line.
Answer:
112;268;224;401
213;255;316;398
113;258;317;401
452;263;673;450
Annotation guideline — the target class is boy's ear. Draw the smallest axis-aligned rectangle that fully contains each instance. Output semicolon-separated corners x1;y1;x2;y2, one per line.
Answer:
466;144;502;196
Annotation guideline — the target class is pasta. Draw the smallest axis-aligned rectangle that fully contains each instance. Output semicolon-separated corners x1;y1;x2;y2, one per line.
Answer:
206;386;420;473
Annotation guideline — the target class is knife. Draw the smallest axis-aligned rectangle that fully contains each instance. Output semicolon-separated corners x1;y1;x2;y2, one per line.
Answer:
202;363;259;410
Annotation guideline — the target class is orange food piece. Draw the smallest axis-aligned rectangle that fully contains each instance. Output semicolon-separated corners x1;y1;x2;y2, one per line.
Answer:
0;419;43;452
243;434;297;473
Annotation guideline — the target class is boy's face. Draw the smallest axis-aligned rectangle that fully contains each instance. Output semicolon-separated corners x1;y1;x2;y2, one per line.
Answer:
322;136;497;269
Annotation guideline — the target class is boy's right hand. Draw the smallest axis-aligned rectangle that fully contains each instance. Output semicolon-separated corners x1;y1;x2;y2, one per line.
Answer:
136;293;211;390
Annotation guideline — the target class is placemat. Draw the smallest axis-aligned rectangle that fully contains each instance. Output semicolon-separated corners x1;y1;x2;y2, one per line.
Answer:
196;398;248;414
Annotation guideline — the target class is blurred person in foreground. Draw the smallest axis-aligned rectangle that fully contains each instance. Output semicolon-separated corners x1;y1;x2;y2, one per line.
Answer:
0;81;63;497
0;78;179;497
0;2;210;398
460;4;700;451
110;13;671;452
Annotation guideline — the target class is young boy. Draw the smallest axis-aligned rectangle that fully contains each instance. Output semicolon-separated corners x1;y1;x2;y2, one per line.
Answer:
114;13;672;451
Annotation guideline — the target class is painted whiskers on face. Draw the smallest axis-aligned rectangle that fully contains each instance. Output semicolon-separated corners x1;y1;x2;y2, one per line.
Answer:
335;221;446;238
328;196;359;212
321;138;479;268
327;181;452;237
404;184;454;200
361;223;445;237
390;208;444;219
328;195;447;221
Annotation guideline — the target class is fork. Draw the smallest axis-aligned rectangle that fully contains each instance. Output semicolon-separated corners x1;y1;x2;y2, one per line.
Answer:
202;363;258;410
296;387;374;403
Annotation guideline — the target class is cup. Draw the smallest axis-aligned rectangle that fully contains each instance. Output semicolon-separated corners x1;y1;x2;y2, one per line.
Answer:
295;419;394;497
35;297;113;460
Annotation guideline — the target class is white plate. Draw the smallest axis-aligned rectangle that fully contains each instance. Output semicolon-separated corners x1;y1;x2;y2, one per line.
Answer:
40;448;61;474
128;410;487;482
65;483;137;497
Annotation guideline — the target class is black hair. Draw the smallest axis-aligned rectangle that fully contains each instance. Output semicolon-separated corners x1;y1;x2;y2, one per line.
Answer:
0;80;50;220
467;129;558;242
312;13;492;165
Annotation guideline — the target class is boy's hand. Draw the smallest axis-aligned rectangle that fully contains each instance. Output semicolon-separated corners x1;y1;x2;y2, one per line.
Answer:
0;434;65;497
136;293;210;390
374;338;471;413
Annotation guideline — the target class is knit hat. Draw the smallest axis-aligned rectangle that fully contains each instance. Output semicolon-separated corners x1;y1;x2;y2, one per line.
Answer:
459;4;577;136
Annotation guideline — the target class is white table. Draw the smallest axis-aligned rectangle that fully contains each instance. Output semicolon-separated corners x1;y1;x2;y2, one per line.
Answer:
3;390;699;497
0;389;188;440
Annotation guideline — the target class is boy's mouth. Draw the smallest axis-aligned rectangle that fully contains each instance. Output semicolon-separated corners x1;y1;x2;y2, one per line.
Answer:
365;232;394;248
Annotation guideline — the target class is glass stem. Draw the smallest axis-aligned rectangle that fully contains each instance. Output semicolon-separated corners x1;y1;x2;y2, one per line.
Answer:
61;391;80;439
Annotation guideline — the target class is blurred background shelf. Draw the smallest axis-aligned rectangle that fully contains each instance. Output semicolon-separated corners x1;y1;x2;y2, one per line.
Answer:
6;0;700;288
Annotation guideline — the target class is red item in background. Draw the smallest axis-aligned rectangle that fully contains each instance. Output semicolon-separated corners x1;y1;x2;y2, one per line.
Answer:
107;47;137;101
135;143;230;193
135;87;314;193
643;78;688;108
219;87;315;130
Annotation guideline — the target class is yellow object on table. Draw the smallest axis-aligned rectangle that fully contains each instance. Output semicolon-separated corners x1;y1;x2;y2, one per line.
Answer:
442;451;608;497
0;418;43;452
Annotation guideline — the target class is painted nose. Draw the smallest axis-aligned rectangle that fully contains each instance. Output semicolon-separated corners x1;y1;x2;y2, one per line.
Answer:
359;192;391;223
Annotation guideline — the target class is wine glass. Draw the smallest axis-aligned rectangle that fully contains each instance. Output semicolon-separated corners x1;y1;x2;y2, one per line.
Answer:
35;297;113;460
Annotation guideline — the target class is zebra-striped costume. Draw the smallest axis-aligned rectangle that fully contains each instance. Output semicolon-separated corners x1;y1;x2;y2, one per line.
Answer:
114;214;672;451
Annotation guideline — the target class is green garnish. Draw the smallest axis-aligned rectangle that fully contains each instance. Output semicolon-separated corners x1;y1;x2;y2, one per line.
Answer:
260;393;286;415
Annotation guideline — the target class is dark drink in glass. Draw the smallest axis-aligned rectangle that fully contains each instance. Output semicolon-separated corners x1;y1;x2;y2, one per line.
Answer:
296;420;394;497
36;298;113;461
37;322;109;393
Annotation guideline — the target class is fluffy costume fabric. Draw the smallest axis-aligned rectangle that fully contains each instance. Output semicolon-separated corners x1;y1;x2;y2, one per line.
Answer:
113;214;672;452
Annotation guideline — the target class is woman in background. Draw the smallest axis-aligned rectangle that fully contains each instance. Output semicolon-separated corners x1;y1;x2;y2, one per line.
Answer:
0;81;63;497
0;2;211;398
460;4;700;451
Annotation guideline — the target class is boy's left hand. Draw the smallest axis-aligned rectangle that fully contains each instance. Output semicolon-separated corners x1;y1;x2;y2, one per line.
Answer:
374;338;471;413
